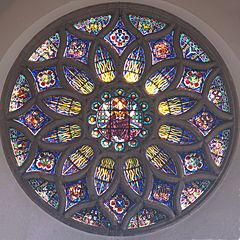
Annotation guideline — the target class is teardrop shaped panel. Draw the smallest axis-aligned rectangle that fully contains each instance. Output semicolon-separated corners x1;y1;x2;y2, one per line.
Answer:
145;66;177;95
72;207;111;228
9;128;31;167
63;66;94;94
208;75;230;113
128;208;167;229
180;180;211;210
129;15;166;35
159;124;196;145
42;124;81;143
94;158;115;196
94;46;116;82
158;96;196;116
28;178;59;209
29;33;60;62
145;145;177;175
9;74;32;112
74;15;112;35
62;145;94;175
43;96;81;116
123;47;145;83
208;129;231;167
124;158;145;195
180;33;210;62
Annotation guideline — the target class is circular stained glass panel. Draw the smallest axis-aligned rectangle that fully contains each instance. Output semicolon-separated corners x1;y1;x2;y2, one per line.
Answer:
0;3;237;236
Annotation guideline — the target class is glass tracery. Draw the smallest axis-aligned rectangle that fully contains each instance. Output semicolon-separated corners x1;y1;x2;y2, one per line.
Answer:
1;3;236;236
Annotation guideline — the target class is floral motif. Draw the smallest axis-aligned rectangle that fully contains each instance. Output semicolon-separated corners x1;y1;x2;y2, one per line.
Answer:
185;153;203;172
65;179;89;210
104;18;136;55
14;105;51;135
149;179;176;209
36;153;55;170
37;70;56;88
189;106;222;136
64;32;91;63
27;150;60;174
179;150;209;175
149;31;176;64
105;192;132;222
177;67;211;93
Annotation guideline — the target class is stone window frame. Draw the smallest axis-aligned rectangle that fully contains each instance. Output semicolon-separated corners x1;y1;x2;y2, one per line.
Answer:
0;2;238;236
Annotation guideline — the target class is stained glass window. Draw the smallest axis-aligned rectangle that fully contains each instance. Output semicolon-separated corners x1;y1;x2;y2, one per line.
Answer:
0;3;236;236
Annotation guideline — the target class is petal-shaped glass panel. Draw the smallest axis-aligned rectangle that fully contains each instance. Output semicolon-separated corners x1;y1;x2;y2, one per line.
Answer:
129;15;166;35
145;145;177;175
94;158;115;196
179;149;209;175
62;145;94;175
149;31;176;64
145;66;177;95
72;207;111;228
159;124;196;145
180;33;210;62
208;129;231;167
28;178;59;209
158;96;196;116
74;15;112;35
14;105;52;135
29;33;60;62
42;124;81;143
124;158;144;195
64;32;91;64
208;75;230;113
123;47;145;83
9;74;32;112
128;208;167;229
180;180;211;210
65;178;89;210
177;67;211;93
94;46;116;82
43;96;81;116
26;149;60;174
63;66;94;94
188;106;222;136
149;179;176;209
30;67;62;92
104;17;136;55
9;128;31;167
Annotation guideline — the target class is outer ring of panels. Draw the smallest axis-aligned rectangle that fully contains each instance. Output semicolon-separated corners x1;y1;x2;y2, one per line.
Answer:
0;2;238;236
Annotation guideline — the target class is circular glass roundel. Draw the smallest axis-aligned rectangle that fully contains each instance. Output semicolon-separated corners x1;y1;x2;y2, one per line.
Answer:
0;3;237;236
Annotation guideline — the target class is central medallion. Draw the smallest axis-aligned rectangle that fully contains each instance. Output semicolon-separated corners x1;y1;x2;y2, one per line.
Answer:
89;89;152;151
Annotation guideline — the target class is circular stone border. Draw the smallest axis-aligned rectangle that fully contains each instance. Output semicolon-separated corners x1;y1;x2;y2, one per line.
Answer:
0;2;238;236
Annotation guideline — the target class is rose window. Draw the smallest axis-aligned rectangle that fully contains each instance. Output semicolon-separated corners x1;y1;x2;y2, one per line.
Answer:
0;3;237;236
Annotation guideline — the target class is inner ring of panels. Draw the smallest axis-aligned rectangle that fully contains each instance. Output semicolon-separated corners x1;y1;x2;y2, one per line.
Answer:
0;3;236;236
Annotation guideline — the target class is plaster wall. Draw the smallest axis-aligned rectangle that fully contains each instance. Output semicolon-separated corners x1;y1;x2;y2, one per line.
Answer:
0;1;240;239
